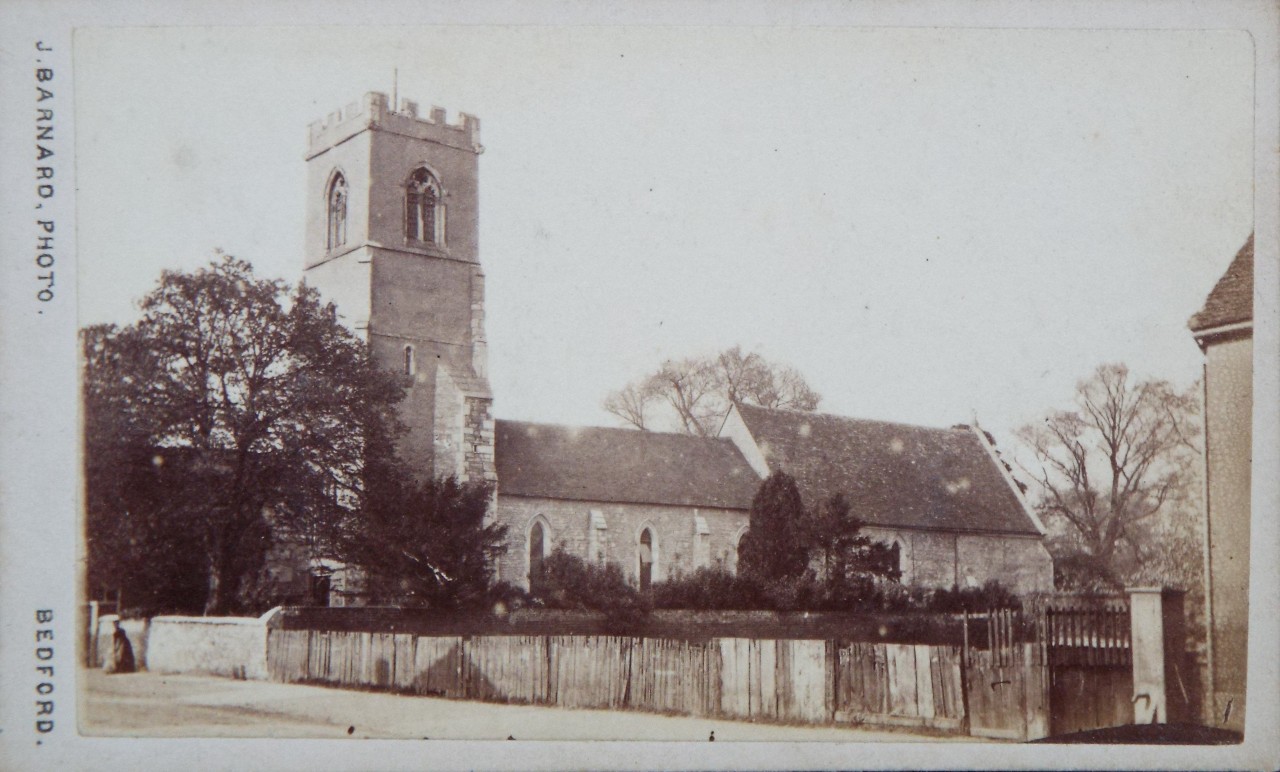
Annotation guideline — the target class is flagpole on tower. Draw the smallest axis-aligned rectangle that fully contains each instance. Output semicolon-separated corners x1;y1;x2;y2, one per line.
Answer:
392;67;399;111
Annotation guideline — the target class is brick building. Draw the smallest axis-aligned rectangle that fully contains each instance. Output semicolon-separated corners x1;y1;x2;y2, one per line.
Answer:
300;92;1054;598
1188;234;1253;731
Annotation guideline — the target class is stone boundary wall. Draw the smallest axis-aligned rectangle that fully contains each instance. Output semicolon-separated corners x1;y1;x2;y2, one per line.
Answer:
92;608;280;680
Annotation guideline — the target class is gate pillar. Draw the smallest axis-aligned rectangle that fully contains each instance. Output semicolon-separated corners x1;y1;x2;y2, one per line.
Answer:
1127;587;1188;724
1129;588;1167;723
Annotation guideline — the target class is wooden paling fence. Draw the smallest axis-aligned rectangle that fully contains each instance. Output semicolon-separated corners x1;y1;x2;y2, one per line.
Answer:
265;598;1151;740
832;642;965;728
267;629;1023;735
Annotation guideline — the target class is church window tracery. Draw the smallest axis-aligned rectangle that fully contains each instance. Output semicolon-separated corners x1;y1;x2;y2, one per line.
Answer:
406;167;444;245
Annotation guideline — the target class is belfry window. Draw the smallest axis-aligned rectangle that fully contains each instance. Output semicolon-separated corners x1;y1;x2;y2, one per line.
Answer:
406;167;444;244
326;172;347;250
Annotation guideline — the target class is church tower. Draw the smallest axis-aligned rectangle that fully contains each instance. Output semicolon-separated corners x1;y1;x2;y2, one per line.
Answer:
303;92;494;484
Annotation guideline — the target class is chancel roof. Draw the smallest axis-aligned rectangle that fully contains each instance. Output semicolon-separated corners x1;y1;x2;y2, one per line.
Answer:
734;404;1041;536
494;420;760;509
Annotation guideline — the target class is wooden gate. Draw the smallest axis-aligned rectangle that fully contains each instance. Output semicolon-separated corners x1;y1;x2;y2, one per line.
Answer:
1041;597;1134;736
962;609;1049;740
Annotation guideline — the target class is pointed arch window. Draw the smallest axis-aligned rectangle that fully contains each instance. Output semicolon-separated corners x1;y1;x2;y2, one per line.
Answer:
403;345;416;376
406;167;444;244
730;526;748;576
638;526;657;591
528;518;549;587
326;172;348;250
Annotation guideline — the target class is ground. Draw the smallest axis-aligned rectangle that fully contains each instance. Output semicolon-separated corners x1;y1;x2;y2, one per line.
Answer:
81;669;969;742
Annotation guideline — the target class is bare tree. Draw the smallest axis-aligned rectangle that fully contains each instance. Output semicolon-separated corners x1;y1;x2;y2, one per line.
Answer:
716;346;822;411
1016;363;1200;588
603;346;821;435
601;380;657;432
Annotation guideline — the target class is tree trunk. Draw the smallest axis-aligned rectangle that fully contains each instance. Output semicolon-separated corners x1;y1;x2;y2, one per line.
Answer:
204;561;223;616
203;542;240;616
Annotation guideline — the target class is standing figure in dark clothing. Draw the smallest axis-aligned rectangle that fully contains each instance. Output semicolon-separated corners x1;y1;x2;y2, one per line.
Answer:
104;619;135;674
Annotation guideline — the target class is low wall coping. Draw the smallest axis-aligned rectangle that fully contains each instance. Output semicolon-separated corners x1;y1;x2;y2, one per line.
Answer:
151;615;264;626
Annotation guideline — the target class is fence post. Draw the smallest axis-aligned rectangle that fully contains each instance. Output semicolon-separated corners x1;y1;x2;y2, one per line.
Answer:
1127;587;1169;724
960;611;972;735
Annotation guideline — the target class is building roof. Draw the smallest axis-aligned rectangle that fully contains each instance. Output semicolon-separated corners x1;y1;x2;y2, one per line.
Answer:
494;420;760;509
733;404;1040;535
1189;234;1253;332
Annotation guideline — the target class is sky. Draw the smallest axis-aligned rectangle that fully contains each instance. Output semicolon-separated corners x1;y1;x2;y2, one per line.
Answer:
74;25;1254;449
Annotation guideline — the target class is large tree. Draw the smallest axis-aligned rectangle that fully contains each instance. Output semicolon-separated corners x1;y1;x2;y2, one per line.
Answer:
83;255;406;614
84;323;210;611
1016;363;1201;589
603;346;821;436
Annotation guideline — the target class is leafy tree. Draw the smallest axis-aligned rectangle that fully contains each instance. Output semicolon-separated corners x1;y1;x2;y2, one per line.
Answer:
341;472;507;609
604;345;821;436
82;255;406;614
1016;363;1201;590
737;472;811;584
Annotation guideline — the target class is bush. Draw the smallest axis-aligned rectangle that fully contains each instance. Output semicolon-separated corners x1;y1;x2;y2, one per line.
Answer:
650;567;761;610
926;580;1023;613
529;547;1023;620
485;581;530;614
650;568;937;613
529;548;651;628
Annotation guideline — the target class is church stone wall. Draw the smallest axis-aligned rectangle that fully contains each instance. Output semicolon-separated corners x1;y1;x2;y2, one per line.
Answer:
956;533;1054;593
494;496;1052;595
463;397;497;485
864;526;1052;595
368;249;480;351
303;255;372;335
494;495;748;589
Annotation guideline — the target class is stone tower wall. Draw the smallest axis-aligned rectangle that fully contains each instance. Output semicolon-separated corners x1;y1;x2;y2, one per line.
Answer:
304;92;494;484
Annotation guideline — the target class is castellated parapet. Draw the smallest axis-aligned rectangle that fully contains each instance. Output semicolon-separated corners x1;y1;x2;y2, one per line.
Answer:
306;91;482;160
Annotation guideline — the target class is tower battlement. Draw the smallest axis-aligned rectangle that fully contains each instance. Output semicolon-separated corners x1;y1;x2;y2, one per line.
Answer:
306;91;482;159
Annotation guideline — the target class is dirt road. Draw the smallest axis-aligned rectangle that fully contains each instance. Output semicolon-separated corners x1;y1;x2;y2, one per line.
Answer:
81;669;965;742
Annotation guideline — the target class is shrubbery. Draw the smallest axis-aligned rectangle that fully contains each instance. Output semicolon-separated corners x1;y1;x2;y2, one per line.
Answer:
648;567;1021;614
650;567;760;610
528;547;651;628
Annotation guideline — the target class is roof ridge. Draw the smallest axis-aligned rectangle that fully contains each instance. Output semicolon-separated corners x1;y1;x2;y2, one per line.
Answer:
735;401;971;435
495;417;737;443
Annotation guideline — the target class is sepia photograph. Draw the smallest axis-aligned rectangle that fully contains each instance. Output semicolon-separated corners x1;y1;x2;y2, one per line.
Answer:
1;3;1277;770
